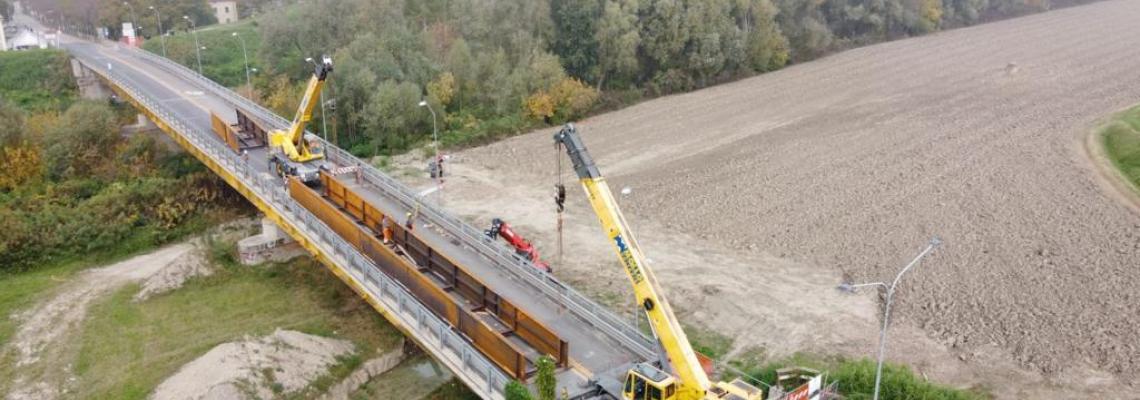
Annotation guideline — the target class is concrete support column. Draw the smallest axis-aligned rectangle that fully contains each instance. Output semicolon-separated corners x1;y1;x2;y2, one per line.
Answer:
70;58;112;100
237;217;307;265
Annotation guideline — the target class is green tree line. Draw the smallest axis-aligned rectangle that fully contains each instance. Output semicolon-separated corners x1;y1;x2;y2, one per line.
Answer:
32;0;1102;157
248;0;1099;156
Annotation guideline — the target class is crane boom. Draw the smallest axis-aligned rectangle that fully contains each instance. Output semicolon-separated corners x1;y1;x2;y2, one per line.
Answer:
266;55;332;183
554;124;711;399
285;56;332;145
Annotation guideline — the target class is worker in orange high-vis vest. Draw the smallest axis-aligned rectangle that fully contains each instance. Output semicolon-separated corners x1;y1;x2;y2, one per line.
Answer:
382;216;393;244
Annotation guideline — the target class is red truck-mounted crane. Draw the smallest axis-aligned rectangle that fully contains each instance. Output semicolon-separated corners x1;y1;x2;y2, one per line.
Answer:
484;218;552;273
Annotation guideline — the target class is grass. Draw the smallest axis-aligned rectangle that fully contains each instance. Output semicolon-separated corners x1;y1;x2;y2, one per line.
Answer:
0;261;85;347
1101;105;1140;192
684;325;734;360
0;49;75;111
141;19;260;88
0;228;212;348
680;326;988;399
423;378;481;400
351;354;460;399
70;251;402;400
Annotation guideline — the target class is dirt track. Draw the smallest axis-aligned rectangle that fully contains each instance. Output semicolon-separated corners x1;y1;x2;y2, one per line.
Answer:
398;0;1140;397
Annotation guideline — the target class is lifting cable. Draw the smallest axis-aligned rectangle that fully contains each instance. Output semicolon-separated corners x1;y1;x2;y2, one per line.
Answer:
555;140;566;268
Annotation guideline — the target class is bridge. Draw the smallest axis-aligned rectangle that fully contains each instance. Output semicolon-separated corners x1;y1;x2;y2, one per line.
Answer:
60;35;656;399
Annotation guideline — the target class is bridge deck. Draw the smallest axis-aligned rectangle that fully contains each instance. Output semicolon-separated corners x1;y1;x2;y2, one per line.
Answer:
63;36;653;399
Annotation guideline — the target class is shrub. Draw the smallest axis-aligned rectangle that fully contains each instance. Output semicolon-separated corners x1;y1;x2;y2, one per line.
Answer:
726;352;988;400
504;380;533;400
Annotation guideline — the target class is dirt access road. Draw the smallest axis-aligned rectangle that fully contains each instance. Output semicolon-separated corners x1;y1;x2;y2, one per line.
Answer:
400;1;1140;397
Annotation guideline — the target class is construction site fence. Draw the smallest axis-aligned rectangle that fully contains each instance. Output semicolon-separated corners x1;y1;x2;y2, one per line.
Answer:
85;57;511;400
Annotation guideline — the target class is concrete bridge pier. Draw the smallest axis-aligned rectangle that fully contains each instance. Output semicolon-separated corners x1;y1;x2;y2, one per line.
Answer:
237;217;307;265
71;58;112;100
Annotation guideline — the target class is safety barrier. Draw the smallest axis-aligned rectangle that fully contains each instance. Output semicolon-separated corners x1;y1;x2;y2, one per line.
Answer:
78;56;511;399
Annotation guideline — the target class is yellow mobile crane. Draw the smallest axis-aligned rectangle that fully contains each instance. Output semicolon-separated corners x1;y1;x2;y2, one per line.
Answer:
555;124;770;400
268;55;332;183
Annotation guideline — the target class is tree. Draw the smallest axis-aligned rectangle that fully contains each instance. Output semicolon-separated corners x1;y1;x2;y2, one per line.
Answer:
444;38;476;112
595;0;641;89
361;80;426;151
428;71;456;107
551;0;600;82
739;0;789;72
640;0;688;73
774;0;835;61
917;0;944;33
550;78;598;122
1;0;13;22
504;380;534;400
42;101;120;180
0;145;42;191
263;74;303;119
683;0;736;85
525;91;555;122
0;98;26;148
536;355;557;400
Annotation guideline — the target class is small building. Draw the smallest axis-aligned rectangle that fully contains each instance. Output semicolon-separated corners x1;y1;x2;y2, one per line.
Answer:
209;0;239;24
9;28;45;50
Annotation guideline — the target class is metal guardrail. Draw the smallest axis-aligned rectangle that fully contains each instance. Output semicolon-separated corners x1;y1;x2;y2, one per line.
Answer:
84;58;510;400
122;45;658;360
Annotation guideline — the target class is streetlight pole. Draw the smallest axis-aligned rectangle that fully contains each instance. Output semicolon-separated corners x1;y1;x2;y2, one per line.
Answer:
232;32;252;99
418;100;438;158
418;99;441;201
149;6;166;57
123;2;140;42
182;16;201;74
837;237;941;400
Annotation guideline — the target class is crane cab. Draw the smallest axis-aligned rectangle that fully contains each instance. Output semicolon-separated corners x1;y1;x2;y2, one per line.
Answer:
623;363;678;400
301;133;325;161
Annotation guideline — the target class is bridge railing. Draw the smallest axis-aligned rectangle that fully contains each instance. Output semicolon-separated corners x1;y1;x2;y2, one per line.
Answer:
124;45;658;360
91;60;511;400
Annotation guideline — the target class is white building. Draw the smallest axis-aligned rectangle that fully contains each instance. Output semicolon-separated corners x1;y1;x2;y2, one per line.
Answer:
9;29;45;50
209;0;239;24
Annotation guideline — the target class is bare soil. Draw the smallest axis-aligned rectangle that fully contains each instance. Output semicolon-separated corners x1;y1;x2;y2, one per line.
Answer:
394;1;1140;398
134;244;214;302
150;329;355;400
